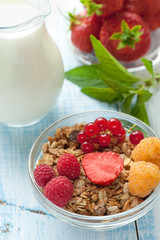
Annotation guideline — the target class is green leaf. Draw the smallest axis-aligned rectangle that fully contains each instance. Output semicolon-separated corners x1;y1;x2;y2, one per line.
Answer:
131;103;150;125
131;25;142;34
141;58;154;81
90;36;143;86
97;69;135;92
121;93;135;113
136;89;152;106
81;87;122;103
65;65;106;88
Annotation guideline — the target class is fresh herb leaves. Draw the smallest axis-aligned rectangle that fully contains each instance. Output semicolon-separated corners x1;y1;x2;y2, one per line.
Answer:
65;36;159;125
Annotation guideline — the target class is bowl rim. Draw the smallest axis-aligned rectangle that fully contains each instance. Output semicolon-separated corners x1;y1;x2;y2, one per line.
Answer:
28;109;160;222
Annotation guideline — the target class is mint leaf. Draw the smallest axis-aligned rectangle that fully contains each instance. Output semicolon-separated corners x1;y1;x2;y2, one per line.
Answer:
141;58;154;77
65;65;106;88
81;87;122;103
97;70;135;92
121;93;135;113
136;89;152;106
90;36;143;86
131;103;150;125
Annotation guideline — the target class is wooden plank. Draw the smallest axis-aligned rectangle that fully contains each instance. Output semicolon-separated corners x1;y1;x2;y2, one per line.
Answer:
0;204;138;240
136;201;160;239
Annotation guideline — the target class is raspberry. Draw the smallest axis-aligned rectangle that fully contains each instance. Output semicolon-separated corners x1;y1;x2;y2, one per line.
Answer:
128;161;160;198
44;176;74;208
34;164;56;187
131;137;160;168
57;153;80;180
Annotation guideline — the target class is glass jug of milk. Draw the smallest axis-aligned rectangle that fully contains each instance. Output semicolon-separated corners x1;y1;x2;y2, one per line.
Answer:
0;0;64;127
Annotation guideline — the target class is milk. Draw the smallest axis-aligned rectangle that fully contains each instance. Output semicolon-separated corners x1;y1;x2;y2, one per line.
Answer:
0;0;64;126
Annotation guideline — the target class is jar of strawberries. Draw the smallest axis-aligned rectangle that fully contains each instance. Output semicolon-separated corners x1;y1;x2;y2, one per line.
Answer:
68;0;160;71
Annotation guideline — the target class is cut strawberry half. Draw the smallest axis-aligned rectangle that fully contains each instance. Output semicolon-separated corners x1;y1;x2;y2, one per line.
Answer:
82;152;124;186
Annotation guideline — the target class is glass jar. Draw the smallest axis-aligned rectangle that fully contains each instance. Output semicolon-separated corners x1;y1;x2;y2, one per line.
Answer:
0;0;64;127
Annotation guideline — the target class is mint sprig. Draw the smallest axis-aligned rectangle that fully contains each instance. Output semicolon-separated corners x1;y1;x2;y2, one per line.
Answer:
65;36;160;125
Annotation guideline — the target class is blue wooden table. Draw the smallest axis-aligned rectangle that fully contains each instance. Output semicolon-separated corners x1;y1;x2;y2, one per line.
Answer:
0;1;160;239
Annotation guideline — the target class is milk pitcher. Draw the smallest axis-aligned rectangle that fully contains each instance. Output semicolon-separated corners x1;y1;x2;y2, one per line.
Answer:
0;0;64;126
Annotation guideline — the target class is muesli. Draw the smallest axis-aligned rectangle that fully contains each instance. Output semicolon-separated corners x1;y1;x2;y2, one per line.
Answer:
34;117;160;216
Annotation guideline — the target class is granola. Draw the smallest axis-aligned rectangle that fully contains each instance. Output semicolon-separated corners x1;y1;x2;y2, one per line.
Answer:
36;123;146;216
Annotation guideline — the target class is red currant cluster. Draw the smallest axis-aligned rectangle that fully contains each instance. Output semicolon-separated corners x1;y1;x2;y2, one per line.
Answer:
77;117;144;154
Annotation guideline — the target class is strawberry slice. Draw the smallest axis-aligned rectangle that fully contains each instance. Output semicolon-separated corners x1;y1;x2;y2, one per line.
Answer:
82;152;124;186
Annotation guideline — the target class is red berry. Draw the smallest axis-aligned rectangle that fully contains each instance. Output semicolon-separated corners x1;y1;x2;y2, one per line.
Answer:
57;153;80;180
84;122;99;137
99;11;151;62
44;176;74;208
129;130;144;145
82;152;124;186
34;164;56;188
81;141;95;154
71;10;102;53
93;0;124;18
115;127;126;142
107;118;122;135
98;133;111;146
77;131;87;144
94;117;108;131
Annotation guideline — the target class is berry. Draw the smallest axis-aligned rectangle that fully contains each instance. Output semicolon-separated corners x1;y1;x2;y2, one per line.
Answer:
98;133;111;146
93;0;124;18
44;176;74;208
84;122;99;137
107;118;122;135
99;12;151;62
124;0;146;15
115;127;126;142
57;153;80;180
129;130;144;145
94;117;108;131
77;131;87;144
82;152;124;186
128;161;160;198
34;164;56;188
81;141;95;153
141;11;160;31
70;10;102;53
143;0;160;16
131;137;160;168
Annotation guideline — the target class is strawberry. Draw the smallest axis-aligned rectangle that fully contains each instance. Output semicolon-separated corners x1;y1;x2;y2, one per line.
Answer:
82;152;124;186
99;12;151;62
141;11;160;31
92;0;124;18
124;0;146;15
70;10;102;53
143;0;160;16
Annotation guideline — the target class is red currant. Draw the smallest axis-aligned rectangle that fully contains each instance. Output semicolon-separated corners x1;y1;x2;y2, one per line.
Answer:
84;122;99;138
108;118;122;135
88;135;99;144
115;127;126;142
94;117;108;132
81;142;94;154
77;131;87;144
129;130;144;145
98;133;111;147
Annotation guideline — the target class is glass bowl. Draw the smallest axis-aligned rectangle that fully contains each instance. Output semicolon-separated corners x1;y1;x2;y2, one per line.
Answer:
68;29;160;76
28;110;160;230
